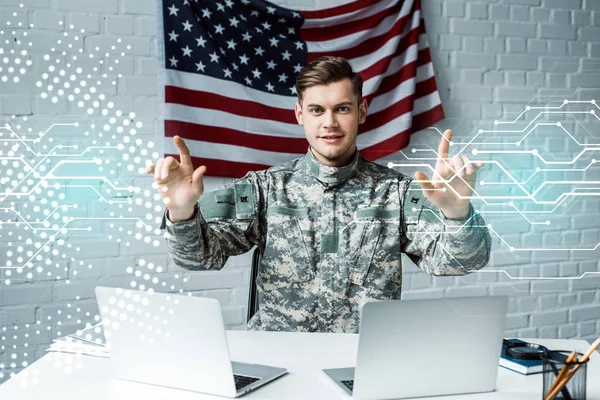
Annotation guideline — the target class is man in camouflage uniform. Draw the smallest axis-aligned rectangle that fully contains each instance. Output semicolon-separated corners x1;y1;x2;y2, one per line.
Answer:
147;56;491;333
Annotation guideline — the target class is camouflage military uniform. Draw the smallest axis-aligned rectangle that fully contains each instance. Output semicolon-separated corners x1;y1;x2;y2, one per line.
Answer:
161;148;491;333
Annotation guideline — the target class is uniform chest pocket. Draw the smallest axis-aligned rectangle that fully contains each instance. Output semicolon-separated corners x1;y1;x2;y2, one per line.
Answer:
261;206;315;290
341;207;401;291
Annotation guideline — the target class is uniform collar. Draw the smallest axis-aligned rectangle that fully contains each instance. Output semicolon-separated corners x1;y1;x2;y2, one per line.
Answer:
305;146;360;186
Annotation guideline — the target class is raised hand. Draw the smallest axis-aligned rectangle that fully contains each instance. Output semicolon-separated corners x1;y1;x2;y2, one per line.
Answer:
414;129;483;220
145;136;207;222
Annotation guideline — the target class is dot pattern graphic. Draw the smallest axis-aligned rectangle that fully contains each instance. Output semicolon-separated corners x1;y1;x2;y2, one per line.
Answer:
0;5;187;384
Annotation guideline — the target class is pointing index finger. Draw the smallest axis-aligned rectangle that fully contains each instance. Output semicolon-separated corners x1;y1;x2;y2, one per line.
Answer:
174;135;192;166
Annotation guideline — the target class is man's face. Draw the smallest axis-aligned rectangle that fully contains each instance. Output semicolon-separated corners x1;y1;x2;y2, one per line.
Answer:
295;78;368;167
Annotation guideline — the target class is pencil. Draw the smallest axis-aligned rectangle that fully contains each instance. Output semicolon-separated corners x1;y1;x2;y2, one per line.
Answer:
545;338;600;400
546;351;577;396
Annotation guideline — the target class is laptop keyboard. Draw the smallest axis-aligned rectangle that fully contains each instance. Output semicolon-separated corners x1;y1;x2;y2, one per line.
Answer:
234;374;260;390
342;380;354;392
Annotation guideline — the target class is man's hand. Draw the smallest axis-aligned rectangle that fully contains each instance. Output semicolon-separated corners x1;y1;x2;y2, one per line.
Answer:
145;136;207;222
414;129;483;220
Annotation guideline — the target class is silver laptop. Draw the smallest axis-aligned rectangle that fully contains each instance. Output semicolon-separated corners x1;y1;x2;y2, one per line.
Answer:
95;286;287;397
323;296;508;400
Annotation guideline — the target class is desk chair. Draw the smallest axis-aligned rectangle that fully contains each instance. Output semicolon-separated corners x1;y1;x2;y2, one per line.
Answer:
246;247;261;323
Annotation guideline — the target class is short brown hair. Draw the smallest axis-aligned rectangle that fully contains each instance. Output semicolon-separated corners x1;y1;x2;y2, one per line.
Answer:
295;56;363;104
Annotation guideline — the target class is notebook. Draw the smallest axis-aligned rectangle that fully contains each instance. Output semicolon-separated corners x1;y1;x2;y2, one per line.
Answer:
500;338;566;375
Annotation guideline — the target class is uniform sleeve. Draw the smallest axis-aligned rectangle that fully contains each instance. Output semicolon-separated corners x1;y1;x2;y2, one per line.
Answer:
399;177;491;276
159;171;267;271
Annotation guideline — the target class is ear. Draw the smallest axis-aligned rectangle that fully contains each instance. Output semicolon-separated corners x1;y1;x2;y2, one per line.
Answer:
358;98;368;124
295;102;303;126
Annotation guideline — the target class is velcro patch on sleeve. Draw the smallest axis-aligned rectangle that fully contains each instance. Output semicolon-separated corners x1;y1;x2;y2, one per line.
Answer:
199;189;236;220
234;183;256;219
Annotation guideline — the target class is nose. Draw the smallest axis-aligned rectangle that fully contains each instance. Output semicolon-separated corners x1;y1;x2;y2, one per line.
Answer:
322;110;339;129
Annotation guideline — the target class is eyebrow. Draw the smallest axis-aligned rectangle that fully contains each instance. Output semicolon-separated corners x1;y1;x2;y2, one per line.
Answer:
306;101;354;108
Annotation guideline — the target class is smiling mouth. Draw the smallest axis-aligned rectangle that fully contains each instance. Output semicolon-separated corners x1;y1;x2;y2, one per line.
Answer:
319;135;343;139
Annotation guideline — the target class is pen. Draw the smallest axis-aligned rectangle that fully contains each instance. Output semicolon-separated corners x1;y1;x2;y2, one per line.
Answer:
545;338;600;400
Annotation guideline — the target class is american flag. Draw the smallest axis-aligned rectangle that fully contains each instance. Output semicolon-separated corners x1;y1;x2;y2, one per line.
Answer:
157;0;444;178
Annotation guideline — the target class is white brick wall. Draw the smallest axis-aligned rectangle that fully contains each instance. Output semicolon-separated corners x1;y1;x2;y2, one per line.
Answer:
401;0;600;349
1;0;599;383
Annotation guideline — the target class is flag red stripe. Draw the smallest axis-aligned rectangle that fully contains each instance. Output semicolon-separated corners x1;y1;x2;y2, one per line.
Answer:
301;0;404;42
363;48;431;105
301;0;386;20
360;76;439;133
165;86;297;124
165;120;308;153
360;104;445;160
307;0;419;62
358;25;427;82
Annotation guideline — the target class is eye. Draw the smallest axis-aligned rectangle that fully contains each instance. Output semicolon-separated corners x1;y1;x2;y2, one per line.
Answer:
337;106;350;112
309;107;322;114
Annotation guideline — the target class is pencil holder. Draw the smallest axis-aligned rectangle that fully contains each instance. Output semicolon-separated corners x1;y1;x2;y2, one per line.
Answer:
542;351;588;400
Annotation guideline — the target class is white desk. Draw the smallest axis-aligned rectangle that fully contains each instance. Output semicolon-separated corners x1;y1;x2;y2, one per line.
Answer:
0;332;598;399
